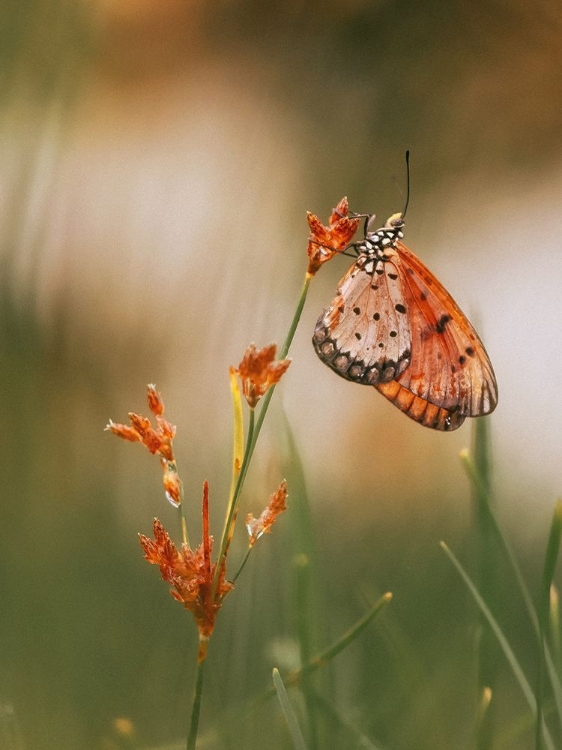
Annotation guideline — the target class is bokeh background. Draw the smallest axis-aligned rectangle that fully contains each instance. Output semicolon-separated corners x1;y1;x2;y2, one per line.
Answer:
2;1;562;748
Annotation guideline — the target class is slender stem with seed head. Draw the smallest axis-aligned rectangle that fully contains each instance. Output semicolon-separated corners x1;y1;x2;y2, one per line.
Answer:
213;272;312;591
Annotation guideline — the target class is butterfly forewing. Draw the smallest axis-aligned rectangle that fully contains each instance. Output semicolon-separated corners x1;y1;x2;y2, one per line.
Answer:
388;241;498;417
313;214;498;431
313;253;412;385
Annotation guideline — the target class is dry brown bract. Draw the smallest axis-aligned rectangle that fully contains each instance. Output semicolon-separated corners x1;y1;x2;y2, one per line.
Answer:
306;196;360;276
139;482;233;658
106;384;181;506
246;480;288;546
234;343;291;409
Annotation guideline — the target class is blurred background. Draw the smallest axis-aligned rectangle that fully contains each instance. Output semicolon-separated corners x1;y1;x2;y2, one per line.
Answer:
1;1;562;748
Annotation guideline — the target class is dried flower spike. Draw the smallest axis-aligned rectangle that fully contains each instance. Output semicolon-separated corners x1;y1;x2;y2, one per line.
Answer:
307;196;360;276
162;465;181;507
106;385;181;506
235;343;291;409
147;383;165;417
106;386;176;460
246;480;288;545
139;482;233;655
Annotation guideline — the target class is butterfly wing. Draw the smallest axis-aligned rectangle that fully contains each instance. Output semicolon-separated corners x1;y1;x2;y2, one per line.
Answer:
313;254;412;385
375;379;467;430
374;241;498;430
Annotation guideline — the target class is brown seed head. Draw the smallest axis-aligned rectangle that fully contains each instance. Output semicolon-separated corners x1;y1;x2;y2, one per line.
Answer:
246;479;288;545
139;515;233;641
105;420;141;443
147;384;165;416
307;196;360;275
106;386;176;462
235;343;291;409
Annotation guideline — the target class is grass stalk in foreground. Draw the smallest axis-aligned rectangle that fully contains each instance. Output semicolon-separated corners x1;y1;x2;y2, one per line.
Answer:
536;500;562;750
272;669;308;750
462;450;562;731
441;541;556;750
253;591;393;708
470;417;498;750
293;553;319;750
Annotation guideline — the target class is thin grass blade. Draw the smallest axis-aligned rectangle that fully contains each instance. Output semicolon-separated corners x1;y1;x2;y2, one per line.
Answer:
253;593;392;709
272;668;308;750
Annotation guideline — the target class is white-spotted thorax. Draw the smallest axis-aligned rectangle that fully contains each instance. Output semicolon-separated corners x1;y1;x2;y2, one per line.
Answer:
354;212;405;276
360;212;405;257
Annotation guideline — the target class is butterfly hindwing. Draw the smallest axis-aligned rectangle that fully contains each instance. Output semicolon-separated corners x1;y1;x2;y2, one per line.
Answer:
375;379;467;431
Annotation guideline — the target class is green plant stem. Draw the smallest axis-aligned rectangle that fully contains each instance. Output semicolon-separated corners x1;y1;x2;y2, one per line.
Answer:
178;503;188;547
470;417;497;750
536;500;562;750
212;410;255;596
213;272;312;591
254;592;393;705
187;656;205;750
272;668;308;750
232;546;252;584
461;451;562;729
243;272;312;473
294;553;319;749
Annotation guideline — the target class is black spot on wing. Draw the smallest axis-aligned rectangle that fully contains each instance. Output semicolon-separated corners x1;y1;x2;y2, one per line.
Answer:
436;314;452;334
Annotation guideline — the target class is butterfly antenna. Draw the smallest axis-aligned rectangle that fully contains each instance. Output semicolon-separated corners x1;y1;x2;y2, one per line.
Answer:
401;150;411;220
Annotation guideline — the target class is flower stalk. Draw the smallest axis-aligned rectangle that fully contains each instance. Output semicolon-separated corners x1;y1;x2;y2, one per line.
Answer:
106;197;356;749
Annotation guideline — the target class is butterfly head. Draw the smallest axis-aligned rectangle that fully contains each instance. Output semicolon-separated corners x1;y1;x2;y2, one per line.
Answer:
385;212;405;229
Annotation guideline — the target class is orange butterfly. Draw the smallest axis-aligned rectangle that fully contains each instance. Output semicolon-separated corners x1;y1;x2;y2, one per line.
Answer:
312;210;498;431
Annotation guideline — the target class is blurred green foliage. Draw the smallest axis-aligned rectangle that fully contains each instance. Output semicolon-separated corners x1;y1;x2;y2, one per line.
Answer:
1;1;562;748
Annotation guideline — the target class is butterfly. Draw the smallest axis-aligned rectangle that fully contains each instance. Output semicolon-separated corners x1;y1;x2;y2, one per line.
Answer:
312;210;498;431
